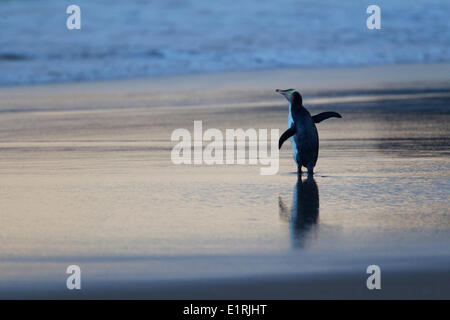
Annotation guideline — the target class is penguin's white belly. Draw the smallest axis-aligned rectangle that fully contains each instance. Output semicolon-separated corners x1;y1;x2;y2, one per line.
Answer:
290;137;298;164
288;104;299;165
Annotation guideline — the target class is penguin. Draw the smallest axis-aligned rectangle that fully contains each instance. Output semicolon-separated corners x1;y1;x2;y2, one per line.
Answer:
276;89;342;174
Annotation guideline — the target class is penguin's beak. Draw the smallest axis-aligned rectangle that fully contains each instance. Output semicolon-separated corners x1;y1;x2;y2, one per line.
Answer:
276;89;285;96
276;89;289;100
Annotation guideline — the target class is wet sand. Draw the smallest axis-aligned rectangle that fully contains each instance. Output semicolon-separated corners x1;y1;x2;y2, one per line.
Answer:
0;64;449;299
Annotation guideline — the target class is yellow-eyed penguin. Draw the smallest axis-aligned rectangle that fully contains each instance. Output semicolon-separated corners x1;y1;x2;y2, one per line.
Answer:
276;89;342;174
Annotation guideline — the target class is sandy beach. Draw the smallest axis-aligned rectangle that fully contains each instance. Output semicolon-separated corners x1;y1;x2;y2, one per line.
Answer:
0;63;449;299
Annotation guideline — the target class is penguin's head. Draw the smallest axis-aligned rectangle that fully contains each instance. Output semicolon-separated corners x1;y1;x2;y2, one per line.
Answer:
276;88;302;105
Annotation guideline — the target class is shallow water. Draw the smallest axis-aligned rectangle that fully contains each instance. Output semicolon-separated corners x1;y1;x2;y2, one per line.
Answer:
1;87;449;254
0;85;449;296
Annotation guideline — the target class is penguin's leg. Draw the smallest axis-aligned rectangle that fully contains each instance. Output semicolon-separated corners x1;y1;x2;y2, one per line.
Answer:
296;153;303;176
297;165;303;177
306;164;314;176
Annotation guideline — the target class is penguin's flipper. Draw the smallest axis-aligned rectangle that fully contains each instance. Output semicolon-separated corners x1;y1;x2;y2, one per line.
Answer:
279;127;296;149
312;112;342;123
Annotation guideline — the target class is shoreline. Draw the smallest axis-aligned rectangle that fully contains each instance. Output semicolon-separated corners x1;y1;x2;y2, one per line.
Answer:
1;62;450;93
0;63;449;118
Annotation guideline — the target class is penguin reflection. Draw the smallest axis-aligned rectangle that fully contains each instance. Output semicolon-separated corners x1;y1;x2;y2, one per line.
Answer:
278;175;319;249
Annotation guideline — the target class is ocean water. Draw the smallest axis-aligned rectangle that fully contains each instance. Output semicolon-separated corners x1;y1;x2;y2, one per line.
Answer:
0;0;449;85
